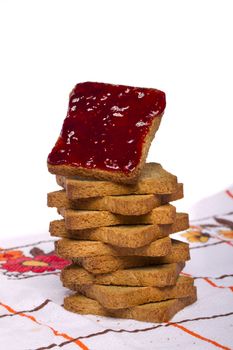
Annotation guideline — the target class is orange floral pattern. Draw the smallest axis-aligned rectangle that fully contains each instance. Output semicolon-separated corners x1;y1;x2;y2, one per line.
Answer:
218;230;233;239
0;250;24;262
182;227;210;243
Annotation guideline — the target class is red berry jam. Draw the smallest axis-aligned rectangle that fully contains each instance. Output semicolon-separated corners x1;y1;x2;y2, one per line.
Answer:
48;82;166;173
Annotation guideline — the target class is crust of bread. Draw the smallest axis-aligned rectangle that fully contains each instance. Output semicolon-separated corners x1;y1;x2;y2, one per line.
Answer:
55;236;172;259
50;212;189;248
59;204;176;230
75;276;195;309
75;240;190;274
56;162;178;199
48;183;183;216
61;262;185;287
63;290;197;322
48;116;162;184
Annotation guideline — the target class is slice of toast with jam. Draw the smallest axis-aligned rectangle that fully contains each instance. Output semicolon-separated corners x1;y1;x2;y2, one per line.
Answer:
48;82;165;184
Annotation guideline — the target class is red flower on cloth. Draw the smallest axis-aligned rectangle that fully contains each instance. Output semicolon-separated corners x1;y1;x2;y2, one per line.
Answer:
2;255;70;273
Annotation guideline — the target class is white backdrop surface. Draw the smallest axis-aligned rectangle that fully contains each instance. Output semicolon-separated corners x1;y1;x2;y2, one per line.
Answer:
0;0;232;238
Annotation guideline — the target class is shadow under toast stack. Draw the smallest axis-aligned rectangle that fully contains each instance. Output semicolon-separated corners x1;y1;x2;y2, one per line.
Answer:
48;163;196;323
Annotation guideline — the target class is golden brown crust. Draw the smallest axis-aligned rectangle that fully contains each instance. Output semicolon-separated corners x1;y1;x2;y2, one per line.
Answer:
56;162;178;199
59;204;176;230
47;116;162;184
55;236;172;259
63;290;197;322
76;276;195;309
49;212;189;248
48;191;162;216
48;183;183;216
61;262;185;287
75;240;190;274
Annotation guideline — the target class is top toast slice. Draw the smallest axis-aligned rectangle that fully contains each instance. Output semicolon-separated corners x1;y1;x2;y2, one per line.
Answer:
47;82;166;184
57;163;178;199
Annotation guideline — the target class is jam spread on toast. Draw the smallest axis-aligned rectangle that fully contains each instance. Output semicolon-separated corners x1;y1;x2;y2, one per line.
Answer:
48;82;165;173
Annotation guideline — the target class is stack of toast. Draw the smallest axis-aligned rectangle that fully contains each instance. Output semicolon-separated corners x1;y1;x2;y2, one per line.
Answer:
48;163;196;323
47;82;196;323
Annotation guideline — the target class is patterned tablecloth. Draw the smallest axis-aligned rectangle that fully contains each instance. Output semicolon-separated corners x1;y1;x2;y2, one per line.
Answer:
1;188;233;350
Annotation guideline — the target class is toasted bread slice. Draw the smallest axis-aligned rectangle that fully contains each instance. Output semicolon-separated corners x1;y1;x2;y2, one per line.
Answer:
59;204;176;230
76;240;190;274
49;118;162;184
56;163;178;199
48;183;183;216
76;276;194;309
55;236;171;259
47;82;166;184
61;262;185;288
50;213;189;248
63;290;197;322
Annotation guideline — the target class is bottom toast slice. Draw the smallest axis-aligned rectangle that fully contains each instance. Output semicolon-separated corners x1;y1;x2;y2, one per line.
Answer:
76;275;194;309
64;289;197;323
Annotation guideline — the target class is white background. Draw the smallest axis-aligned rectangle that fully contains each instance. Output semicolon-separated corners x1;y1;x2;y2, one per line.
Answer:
0;0;232;238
